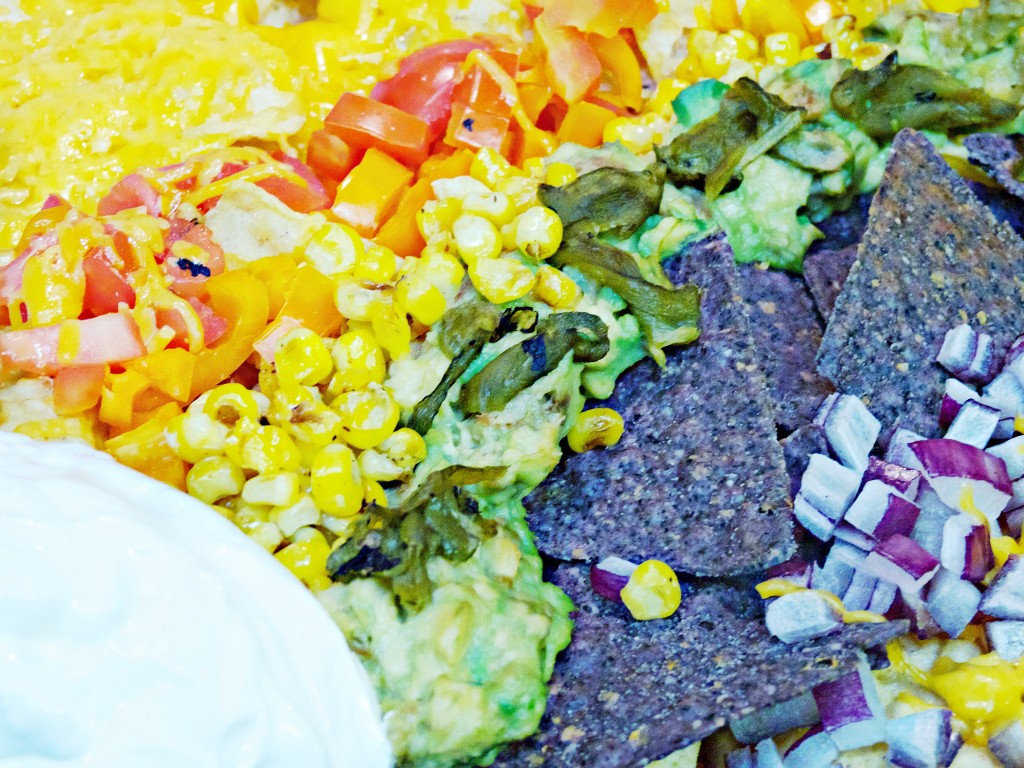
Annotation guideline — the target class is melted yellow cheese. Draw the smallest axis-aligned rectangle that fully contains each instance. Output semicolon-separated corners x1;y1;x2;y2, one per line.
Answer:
0;0;522;254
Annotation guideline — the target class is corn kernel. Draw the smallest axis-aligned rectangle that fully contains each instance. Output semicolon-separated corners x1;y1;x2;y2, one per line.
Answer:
370;300;412;360
534;265;581;309
726;29;760;60
416;199;461;245
395;274;447;326
432;175;491;201
567;408;625;453
452;214;503;264
242;471;301;507
332;384;400;450
603;116;658;154
354;244;399;285
513;206;563;261
764;32;801;66
621;560;682;620
322;513;359;539
364;479;388;507
310;443;363;517
522;157;546;179
223;418;259;466
358;448;404;483
544;163;578;187
237;424;302;474
648;77;690;115
380;427;427;467
272;494;320;537
468;257;536;304
462;190;516;225
304;220;362;276
186;456;246;504
275;530;332;591
334;277;385;322
416;248;465;293
275;328;333;388
249;521;285;552
470;147;516;187
495;175;540;215
166;410;229;463
329;329;387;392
270;387;343;447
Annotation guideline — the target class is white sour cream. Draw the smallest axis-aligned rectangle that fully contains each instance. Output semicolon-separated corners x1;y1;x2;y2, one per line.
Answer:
0;431;392;768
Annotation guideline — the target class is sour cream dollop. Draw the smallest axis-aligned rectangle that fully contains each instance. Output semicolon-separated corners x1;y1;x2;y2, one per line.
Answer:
0;432;392;767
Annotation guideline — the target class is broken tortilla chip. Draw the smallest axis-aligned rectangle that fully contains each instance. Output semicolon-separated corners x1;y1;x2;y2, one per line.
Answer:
965;133;1024;200
803;245;859;320
816;129;1024;437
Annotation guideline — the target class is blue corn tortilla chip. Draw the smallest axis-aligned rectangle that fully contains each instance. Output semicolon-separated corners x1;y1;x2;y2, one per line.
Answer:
807;194;872;256
737;263;834;433
968;180;1024;238
491;563;906;768
816;129;1024;436
965;133;1024;200
803;245;858;320
525;235;794;577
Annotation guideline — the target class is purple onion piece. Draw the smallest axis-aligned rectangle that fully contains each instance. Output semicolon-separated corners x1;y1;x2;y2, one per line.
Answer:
910;439;1012;520
988;435;1024;481
862;534;939;594
830;541;869;569
864;456;922;499
842;570;877;612
1006;333;1024;368
767;557;812;585
964;331;996;385
833;521;878;551
794;495;840;542
811;552;855;597
814;393;881;472
981;556;1024;619
985;621;1024;663
939;514;993;582
886;428;928;470
943;399;1001;449
938;378;979;430
1008;508;1024;539
765;591;842;644
1010;477;1024;515
845;480;921;541
936;323;977;378
989;721;1024;768
798;454;863;521
890;591;942;639
885;709;955;768
910;488;957;558
754;738;785;768
924;567;981;638
982;370;1024;422
784;724;840;768
868;580;898;614
811;660;885;750
730;692;820;745
589;556;637;602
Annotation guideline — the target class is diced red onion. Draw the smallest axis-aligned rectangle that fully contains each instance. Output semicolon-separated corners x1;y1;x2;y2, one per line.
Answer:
943;399;1001;449
1008;507;1024;539
784;724;840;768
794;495;840;542
1006;334;1024;367
767;557;812;587
862;534;939;594
982;370;1024;425
990;721;1024;768
889;591;942;639
909;439;1012;521
830;541;869;569
589;556;637;602
988;435;1024;480
1009;477;1024;516
754;738;784;768
886;428;928;471
798;453;863;523
868;580;898;614
939;514;993;582
844;480;921;541
864;456;922;499
814;393;881;472
812;661;885;750
885;709;956;768
833;521;878;551
811;549;856;597
842;570;878;612
924;567;981;639
909;488;956;558
981;556;1024;620
936;324;977;378
730;692;820;745
765;591;842;644
938;379;978;430
985;621;1024;663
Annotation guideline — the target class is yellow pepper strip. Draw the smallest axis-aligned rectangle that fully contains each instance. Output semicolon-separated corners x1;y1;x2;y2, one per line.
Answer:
189;270;270;402
756;577;887;624
104;402;187;491
123;348;196;403
277;264;343;337
332;149;413;238
247;255;300;321
376;179;433;258
100;369;156;432
587;33;643;112
556;100;619;147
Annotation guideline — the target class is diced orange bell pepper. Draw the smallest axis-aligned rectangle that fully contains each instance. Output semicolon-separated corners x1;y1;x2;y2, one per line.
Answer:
375;179;432;257
104;402;187;491
189;271;270;402
534;16;602;104
305;129;360;199
332;148;414;237
535;0;658;38
418;149;475;182
278;264;343;337
556;100;618;147
451;48;521;120
587;33;644;111
510;123;559;166
247;255;299;320
445;102;513;154
53;364;106;415
124;347;196;403
100;368;154;431
518;82;555;123
324;93;431;168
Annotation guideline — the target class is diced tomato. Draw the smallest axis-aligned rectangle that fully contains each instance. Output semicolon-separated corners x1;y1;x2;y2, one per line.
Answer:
188;297;228;347
0;251;29;308
53;364;106;415
371;39;490;142
82;248;136;316
256;176;331;213
534;15;602;104
41;194;67;210
325;93;431;168
451;48;520;120
445;102;512;153
163;221;225;298
0;313;145;376
534;0;658;37
305;130;360;199
97;173;161;217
